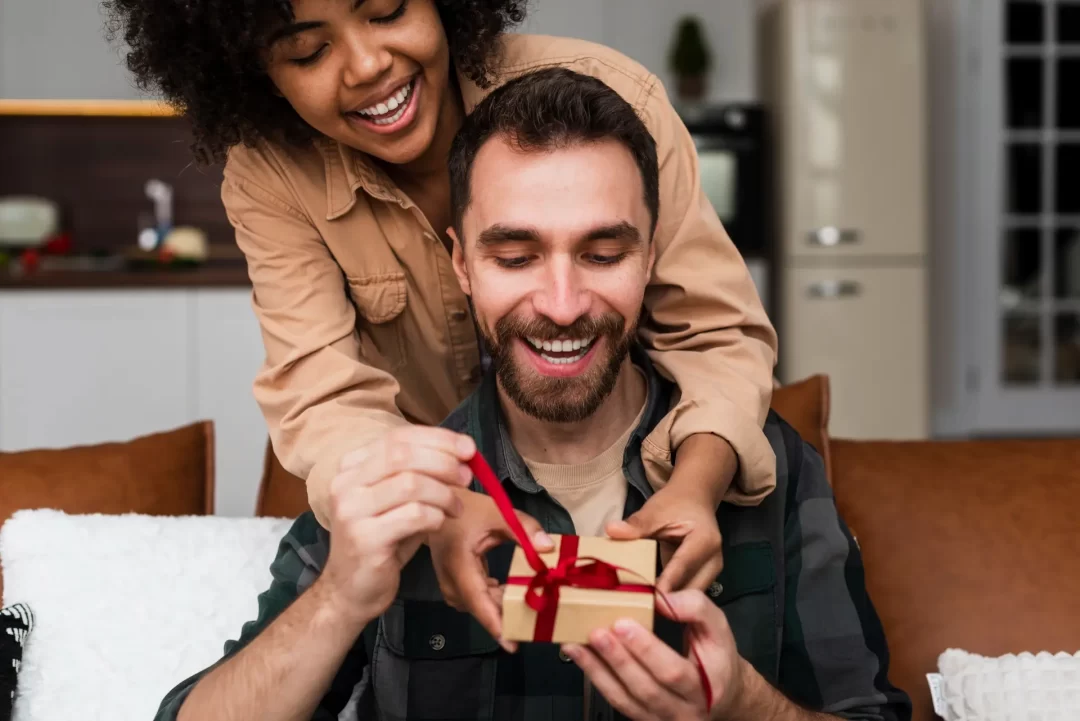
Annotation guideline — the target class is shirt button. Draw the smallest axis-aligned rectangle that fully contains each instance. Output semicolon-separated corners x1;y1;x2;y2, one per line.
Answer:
429;634;446;651
559;650;573;663
449;308;468;322
707;581;724;598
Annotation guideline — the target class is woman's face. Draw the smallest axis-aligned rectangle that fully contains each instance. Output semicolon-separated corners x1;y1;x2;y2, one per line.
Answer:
264;0;451;165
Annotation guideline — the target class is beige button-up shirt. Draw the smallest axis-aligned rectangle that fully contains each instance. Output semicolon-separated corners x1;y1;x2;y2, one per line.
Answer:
222;34;779;527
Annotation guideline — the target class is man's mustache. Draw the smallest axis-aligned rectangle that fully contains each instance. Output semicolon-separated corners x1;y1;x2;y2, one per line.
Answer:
494;314;625;343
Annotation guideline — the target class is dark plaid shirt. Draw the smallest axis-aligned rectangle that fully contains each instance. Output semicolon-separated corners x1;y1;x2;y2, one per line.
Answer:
156;351;911;721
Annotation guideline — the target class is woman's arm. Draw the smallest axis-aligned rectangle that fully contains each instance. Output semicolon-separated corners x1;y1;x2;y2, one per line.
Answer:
638;77;779;504
223;144;410;528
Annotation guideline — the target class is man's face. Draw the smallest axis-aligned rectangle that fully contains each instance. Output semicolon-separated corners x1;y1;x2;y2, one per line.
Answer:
452;136;656;423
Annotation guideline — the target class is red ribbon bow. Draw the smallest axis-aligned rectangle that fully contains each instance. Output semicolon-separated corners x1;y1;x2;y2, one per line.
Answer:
466;452;714;709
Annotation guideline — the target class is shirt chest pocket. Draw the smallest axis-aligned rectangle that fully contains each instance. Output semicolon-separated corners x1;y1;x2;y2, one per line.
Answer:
372;600;500;720
347;272;409;372
708;541;780;682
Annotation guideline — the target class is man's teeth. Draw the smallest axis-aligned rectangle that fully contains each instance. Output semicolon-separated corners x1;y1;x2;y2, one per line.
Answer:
357;81;413;122
525;336;595;363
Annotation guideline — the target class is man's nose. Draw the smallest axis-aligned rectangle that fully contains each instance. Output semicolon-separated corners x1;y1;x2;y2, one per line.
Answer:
341;32;393;89
533;262;590;327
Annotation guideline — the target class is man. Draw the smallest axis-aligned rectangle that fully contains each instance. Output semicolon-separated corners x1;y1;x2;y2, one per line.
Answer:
156;68;911;721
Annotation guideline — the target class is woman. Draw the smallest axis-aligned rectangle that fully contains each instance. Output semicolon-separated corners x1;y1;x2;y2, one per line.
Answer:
105;0;778;639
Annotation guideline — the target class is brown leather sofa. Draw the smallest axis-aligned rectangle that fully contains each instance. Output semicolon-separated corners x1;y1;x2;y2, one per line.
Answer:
258;376;1080;721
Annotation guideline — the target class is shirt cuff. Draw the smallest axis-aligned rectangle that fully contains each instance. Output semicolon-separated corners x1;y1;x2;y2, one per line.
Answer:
668;397;777;506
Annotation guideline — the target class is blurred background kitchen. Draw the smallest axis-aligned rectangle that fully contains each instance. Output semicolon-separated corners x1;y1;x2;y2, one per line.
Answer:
1;0;1077;516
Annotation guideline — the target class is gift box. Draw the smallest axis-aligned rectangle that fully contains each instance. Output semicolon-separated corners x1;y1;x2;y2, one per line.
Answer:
502;534;658;645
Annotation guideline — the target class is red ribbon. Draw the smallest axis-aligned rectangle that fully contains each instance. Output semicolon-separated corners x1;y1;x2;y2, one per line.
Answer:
467;452;714;709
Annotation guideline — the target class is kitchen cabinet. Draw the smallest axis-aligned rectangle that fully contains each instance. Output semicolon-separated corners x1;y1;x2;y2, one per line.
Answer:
0;288;265;516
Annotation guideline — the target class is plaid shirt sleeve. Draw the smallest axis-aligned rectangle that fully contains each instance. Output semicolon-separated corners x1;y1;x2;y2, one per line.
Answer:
777;435;913;720
154;513;364;721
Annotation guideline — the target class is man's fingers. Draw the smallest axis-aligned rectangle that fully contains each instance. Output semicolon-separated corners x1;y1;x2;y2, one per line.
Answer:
346;473;465;520
612;620;703;702
585;628;680;714
368;502;449;547
561;644;651;720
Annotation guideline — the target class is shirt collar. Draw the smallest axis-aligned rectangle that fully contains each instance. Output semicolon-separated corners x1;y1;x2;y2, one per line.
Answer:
320;66;491;221
467;345;674;501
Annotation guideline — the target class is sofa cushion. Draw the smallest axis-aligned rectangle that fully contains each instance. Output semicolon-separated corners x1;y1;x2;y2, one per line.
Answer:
0;603;33;717
0;510;292;721
0;422;215;598
770;375;831;477
255;441;308;518
830;438;1080;721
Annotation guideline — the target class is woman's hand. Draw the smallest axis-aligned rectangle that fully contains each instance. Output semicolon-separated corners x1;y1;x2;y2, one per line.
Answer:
428;489;553;651
606;433;736;591
321;426;477;621
561;590;747;721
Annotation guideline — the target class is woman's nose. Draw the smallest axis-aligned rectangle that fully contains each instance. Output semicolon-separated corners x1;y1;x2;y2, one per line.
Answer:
341;31;393;89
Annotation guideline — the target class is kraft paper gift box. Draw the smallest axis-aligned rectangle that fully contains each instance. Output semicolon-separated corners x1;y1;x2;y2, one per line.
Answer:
502;534;658;645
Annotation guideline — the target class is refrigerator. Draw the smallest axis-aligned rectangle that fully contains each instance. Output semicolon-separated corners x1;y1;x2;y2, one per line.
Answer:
761;0;930;439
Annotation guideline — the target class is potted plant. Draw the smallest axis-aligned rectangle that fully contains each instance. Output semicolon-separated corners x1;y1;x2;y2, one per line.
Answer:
668;16;713;103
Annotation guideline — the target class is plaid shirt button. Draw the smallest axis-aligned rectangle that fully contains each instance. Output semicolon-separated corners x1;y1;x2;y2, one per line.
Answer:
559;650;573;663
429;634;446;651
707;581;724;598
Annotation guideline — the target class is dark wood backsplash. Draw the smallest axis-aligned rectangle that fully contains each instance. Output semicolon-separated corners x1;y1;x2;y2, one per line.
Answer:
0;115;232;251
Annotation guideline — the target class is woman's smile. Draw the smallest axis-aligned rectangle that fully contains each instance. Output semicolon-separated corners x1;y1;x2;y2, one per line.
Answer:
343;74;422;135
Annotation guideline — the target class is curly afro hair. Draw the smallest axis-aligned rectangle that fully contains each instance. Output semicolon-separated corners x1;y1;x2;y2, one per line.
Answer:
103;0;528;164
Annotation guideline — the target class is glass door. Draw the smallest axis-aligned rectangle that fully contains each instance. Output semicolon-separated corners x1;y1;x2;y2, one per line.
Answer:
974;0;1080;433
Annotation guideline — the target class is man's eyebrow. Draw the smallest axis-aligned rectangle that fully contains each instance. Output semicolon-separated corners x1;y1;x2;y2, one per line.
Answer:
582;221;642;244
267;0;368;45
476;224;541;247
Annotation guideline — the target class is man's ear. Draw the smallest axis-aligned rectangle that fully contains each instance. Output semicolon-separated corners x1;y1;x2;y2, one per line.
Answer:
449;227;472;296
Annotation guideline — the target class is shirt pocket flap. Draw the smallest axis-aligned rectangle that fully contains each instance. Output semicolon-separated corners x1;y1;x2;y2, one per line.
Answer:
711;541;776;605
347;272;407;324
380;599;501;659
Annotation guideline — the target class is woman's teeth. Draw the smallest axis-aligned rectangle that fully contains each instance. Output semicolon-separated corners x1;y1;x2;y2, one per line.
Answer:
355;81;413;125
526;336;595;365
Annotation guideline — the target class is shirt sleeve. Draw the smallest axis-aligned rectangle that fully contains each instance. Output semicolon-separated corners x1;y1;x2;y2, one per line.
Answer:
153;514;368;721
636;76;779;504
778;438;912;720
223;146;410;529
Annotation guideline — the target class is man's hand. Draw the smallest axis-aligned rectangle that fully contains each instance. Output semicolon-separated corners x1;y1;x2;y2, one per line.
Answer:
605;433;735;592
323;426;477;619
428;488;553;651
561;590;746;721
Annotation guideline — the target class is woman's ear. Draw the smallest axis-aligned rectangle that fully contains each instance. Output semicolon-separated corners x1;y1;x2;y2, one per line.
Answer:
449;227;471;296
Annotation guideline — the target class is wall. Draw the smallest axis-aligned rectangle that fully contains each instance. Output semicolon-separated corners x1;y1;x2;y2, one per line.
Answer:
1;0;758;103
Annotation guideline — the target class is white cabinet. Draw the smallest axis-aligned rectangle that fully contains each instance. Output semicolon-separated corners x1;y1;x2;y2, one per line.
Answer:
0;288;265;517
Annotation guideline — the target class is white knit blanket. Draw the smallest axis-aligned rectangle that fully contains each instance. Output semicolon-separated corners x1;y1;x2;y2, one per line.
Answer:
0;509;292;721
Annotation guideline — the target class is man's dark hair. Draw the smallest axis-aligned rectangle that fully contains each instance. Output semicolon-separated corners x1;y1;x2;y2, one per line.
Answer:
103;0;527;164
448;68;660;237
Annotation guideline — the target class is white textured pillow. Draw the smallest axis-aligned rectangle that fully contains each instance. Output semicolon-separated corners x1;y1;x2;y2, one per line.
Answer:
937;649;1080;721
0;509;293;721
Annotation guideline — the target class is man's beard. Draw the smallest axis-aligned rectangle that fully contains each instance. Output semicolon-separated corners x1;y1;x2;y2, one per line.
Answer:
479;312;636;424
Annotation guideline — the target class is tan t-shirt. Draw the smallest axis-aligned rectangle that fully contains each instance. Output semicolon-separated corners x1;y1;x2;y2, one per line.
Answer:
522;403;646;537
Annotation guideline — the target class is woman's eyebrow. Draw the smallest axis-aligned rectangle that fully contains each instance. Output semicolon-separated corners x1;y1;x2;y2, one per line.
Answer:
268;0;369;45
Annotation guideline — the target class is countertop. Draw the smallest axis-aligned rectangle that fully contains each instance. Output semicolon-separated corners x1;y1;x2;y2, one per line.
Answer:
0;263;251;290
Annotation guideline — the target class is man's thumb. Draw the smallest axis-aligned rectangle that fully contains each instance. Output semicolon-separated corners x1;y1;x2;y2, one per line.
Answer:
514;510;554;551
